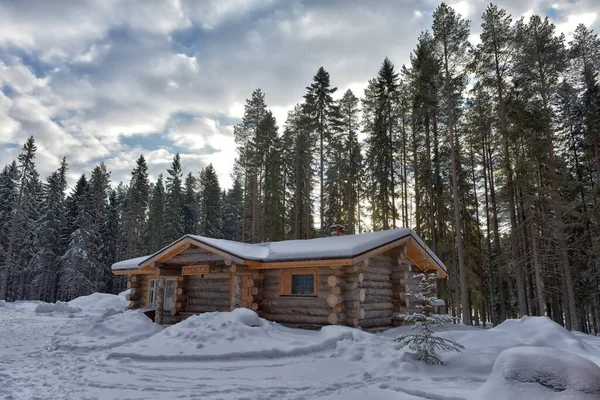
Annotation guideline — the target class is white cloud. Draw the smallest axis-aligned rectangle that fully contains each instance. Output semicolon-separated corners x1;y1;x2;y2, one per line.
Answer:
1;0;598;191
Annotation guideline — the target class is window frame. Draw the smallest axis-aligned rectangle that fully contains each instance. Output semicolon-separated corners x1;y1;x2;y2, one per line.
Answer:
278;268;319;297
147;278;177;308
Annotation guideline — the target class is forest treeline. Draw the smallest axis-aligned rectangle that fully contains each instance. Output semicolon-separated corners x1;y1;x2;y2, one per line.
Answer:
1;3;599;333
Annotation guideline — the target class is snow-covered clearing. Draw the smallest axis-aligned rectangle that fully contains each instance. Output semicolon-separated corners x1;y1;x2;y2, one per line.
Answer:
1;294;600;400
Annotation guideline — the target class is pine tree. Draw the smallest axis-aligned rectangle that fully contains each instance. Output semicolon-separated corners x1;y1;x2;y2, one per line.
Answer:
514;15;576;329
199;164;222;238
432;3;471;324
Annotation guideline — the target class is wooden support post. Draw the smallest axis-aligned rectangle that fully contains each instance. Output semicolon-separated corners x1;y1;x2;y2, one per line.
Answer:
155;279;165;324
231;274;242;310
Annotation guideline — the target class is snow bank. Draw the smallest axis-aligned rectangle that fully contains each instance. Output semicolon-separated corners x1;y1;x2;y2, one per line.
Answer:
55;309;162;350
108;309;371;361
68;293;128;316
470;346;600;400
439;316;599;374
35;301;81;314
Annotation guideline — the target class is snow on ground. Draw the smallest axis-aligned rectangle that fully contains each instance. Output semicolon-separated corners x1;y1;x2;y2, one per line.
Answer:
1;296;599;400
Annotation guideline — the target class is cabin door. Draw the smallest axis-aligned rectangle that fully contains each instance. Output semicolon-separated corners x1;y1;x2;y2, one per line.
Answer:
231;273;251;309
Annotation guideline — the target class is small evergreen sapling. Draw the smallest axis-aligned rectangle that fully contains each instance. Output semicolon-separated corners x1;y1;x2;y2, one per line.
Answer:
394;272;464;365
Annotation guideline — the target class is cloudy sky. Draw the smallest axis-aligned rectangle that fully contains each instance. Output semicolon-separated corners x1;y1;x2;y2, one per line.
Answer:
0;0;598;189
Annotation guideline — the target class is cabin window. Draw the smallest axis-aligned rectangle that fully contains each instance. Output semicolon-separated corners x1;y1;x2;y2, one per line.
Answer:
148;279;156;307
164;279;176;309
147;279;176;308
291;274;314;295
279;268;318;296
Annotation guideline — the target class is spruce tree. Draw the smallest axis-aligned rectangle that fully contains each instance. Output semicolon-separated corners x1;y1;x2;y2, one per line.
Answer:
124;155;150;257
183;172;200;234
148;174;167;252
165;153;185;242
0;136;39;300
30;159;68;301
221;177;243;241
199;164;222;238
303;67;338;234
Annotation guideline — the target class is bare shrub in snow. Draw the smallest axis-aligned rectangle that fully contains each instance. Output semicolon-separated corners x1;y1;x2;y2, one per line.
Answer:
394;272;464;365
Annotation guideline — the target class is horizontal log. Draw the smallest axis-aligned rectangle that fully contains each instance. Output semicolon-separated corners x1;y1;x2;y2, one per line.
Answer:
251;287;259;295
360;280;392;289
130;275;140;284
362;303;394;311
364;310;393;319
346;308;365;319
261;313;329;325
331;286;341;295
263;306;332;317
361;272;391;282
332;304;342;313
346;317;360;326
188;273;231;280
360;317;393;328
343;300;361;309
246;279;255;288
176;288;184;296
341;281;360;291
345;289;366;302
187;304;230;313
330;268;342;277
250;302;259;311
261;298;329;309
247;295;254;303
364;288;393;297
186;298;230;306
363;295;393;304
187;285;230;294
328;312;346;325
327;276;338;287
187;292;230;300
345;273;364;283
126;294;140;302
171;294;187;302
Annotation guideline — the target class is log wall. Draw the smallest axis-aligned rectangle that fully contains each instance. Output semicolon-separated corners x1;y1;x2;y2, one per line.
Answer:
185;264;231;313
357;256;394;329
260;268;333;326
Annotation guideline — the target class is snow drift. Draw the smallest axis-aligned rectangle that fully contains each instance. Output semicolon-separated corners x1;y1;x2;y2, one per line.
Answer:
68;292;128;316
439;316;599;374
35;301;81;314
108;308;371;361
470;346;600;400
55;309;162;350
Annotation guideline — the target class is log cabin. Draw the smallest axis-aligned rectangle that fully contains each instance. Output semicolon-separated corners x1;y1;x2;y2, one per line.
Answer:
112;228;447;329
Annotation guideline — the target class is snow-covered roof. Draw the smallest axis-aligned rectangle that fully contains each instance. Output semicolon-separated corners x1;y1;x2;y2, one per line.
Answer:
111;229;447;272
112;255;152;271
